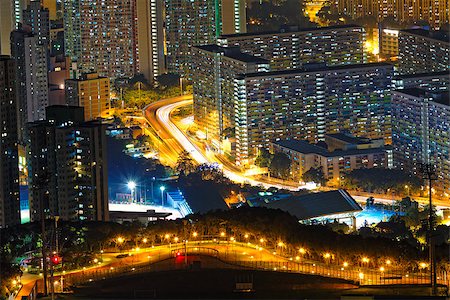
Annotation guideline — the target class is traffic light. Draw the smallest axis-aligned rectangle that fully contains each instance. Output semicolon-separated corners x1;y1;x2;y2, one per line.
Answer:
51;255;61;265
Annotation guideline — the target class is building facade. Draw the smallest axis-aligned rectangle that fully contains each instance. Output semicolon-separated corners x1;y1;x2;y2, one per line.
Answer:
335;0;449;29
23;1;50;46
233;63;393;165
379;27;399;60
65;72;111;121
63;0;138;79
0;56;20;228
28;105;109;222
136;0;165;82
165;0;246;78
221;0;246;35
192;45;269;150
393;71;450;92
271;134;392;184
392;88;450;200
10;27;49;142
217;25;366;71
165;0;221;78
398;29;449;75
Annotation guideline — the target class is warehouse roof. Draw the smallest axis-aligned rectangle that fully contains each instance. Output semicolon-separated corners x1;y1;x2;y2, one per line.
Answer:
263;190;362;220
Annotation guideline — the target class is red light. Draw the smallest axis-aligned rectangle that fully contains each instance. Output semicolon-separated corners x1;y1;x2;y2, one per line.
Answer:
51;255;61;265
176;252;181;256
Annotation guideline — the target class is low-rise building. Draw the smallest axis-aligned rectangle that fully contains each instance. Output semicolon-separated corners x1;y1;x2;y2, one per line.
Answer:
271;134;393;184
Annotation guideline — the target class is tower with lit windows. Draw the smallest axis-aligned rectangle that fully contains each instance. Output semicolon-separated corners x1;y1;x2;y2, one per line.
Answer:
165;0;246;78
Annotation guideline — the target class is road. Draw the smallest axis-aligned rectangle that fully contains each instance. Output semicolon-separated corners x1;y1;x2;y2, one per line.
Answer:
144;96;450;209
143;95;191;166
145;97;306;190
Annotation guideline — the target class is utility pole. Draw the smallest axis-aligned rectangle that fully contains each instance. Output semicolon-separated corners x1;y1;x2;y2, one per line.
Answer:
37;172;49;296
421;163;437;295
40;203;48;296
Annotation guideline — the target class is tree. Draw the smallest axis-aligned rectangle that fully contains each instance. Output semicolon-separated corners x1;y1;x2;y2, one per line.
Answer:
156;73;180;87
302;167;327;186
176;151;196;176
269;152;291;179
129;74;149;87
254;149;272;168
134;134;153;148
341;168;422;194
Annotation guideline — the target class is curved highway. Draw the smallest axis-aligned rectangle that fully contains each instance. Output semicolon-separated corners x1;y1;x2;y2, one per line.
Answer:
146;97;301;189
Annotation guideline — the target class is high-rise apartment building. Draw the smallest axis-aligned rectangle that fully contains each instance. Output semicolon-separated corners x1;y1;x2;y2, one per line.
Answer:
0;56;20;228
192;45;269;149
23;1;50;46
398;29;449;75
28;105;109;222
165;0;247;78
0;0;29;55
230;63;393;165
65;72;111;121
63;0;138;79
193;44;393;166
394;71;450;92
335;0;449;29
165;0;221;78
217;25;366;71
136;0;165;82
392;88;450;200
0;2;15;55
11;27;49;142
221;0;246;35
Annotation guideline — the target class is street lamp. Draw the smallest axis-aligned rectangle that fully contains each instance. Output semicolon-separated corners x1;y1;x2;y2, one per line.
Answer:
128;181;136;202
160;186;166;206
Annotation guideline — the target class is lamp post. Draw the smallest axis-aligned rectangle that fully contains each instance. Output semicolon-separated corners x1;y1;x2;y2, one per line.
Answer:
151;177;155;202
127;181;136;202
421;163;437;295
160;186;166;206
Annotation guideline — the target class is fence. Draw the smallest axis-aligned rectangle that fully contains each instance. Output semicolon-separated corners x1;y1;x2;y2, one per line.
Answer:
60;244;448;291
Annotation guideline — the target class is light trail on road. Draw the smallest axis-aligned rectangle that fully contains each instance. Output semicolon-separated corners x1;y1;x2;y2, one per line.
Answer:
155;100;301;190
146;96;450;208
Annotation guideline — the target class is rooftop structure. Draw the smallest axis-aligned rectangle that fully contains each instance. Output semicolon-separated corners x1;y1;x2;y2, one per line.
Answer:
262;190;362;226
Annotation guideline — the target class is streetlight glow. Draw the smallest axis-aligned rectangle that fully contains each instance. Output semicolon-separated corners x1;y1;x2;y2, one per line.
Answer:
127;181;136;190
